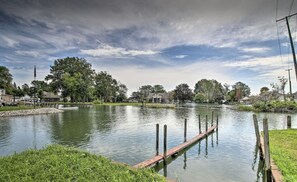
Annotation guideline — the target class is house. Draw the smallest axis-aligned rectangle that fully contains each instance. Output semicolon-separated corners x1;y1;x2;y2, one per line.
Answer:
42;92;60;102
0;89;13;104
147;93;170;103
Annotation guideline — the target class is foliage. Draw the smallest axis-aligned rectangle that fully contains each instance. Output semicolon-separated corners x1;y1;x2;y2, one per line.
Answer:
271;76;288;101
252;100;297;112
269;129;297;182
45;57;94;102
94;71;127;102
260;87;269;94
0;145;166;182
173;83;193;102
232;81;251;101
194;79;224;103
0;66;13;94
237;105;254;111
152;85;166;93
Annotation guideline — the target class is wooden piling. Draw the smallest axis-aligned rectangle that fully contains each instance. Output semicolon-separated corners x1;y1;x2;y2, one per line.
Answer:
287;115;292;129
163;125;167;159
253;114;260;145
156;124;159;156
216;115;219;130
184;119;187;142
211;111;214;126
263;118;272;181
206;115;208;132
198;115;201;133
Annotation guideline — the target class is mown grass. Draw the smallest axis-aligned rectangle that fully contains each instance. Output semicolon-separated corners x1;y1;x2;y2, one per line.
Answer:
237;105;255;112
0;106;38;112
269;129;297;182
0;145;166;182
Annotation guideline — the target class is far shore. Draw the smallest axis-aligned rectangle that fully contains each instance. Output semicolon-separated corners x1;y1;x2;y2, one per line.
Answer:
0;108;63;117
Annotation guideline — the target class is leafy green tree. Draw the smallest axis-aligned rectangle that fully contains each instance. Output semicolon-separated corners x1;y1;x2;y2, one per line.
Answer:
0;66;13;94
94;71;117;102
116;84;128;102
232;82;251;101
194;79;224;103
260;87;269;95
152;84;166;93
45;57;94;102
194;93;207;103
173;83;193;102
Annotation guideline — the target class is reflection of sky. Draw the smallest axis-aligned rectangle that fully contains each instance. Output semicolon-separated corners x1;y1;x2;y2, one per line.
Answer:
0;106;296;181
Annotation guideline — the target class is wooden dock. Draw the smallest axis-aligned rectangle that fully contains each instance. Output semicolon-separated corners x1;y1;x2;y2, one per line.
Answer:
134;125;217;168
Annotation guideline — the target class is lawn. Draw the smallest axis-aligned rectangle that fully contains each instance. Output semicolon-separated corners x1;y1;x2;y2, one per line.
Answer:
0;145;166;182
269;129;297;182
0;106;37;112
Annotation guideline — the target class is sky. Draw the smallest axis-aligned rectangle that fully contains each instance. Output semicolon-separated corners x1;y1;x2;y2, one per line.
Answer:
1;0;297;96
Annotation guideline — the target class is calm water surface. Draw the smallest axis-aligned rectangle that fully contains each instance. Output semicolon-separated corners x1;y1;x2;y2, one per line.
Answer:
0;105;296;181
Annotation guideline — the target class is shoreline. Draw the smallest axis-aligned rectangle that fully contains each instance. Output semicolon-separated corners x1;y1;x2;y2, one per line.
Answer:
0;108;63;117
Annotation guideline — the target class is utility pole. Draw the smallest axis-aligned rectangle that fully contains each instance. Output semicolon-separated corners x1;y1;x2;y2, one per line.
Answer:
286;68;292;100
33;65;36;109
277;13;297;81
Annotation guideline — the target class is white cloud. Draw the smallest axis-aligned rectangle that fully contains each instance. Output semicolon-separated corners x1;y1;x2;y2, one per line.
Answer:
1;36;19;47
15;50;40;57
175;55;188;59
239;47;271;53
80;44;158;57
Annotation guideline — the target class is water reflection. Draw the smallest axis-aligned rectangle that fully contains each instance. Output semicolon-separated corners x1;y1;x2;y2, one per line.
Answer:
0;105;295;181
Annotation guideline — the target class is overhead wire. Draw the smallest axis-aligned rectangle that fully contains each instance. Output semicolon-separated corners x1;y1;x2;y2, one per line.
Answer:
289;0;295;16
276;0;285;70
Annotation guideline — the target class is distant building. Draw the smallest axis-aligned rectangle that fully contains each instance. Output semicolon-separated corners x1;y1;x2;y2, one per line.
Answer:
147;93;170;103
42;92;60;102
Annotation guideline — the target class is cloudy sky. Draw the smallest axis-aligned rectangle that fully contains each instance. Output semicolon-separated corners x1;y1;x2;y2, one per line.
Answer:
1;0;297;95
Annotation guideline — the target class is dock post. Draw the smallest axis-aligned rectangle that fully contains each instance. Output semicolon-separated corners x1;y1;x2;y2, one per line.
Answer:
253;114;260;145
156;124;159;156
163;125;167;159
216;115;219;130
206;115;208;132
184;119;187;142
287;115;292;129
263;118;272;182
198;115;201;133
211;111;214;126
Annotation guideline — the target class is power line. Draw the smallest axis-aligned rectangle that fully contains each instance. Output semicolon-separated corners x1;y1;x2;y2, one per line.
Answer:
289;0;295;16
276;23;285;70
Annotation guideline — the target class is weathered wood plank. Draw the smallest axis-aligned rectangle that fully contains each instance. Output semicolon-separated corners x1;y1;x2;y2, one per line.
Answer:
134;125;217;168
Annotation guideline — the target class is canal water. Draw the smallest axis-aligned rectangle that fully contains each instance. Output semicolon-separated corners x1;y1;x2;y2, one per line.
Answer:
0;105;296;181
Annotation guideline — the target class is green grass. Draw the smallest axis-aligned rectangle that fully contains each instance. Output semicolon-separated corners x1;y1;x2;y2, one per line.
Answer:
0;145;166;182
0;106;38;112
237;105;255;112
269;129;297;182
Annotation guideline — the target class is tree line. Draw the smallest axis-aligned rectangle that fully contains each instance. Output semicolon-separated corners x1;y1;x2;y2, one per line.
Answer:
0;57;251;103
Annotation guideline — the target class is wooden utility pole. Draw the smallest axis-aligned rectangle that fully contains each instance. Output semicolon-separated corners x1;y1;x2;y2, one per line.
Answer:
286;68;293;100
33;65;36;109
277;13;297;81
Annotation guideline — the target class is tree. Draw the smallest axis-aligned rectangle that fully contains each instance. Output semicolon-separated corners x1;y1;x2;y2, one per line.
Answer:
173;83;193;103
116;84;128;102
232;82;251;101
45;57;94;102
271;76;288;101
260;87;269;95
94;71;118;102
0;66;13;94
194;79;224;103
152;84;166;93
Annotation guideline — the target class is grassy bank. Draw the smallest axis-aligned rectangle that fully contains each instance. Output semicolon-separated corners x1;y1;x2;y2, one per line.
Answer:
0;145;166;182
0;106;38;112
237;100;297;113
269;129;297;182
